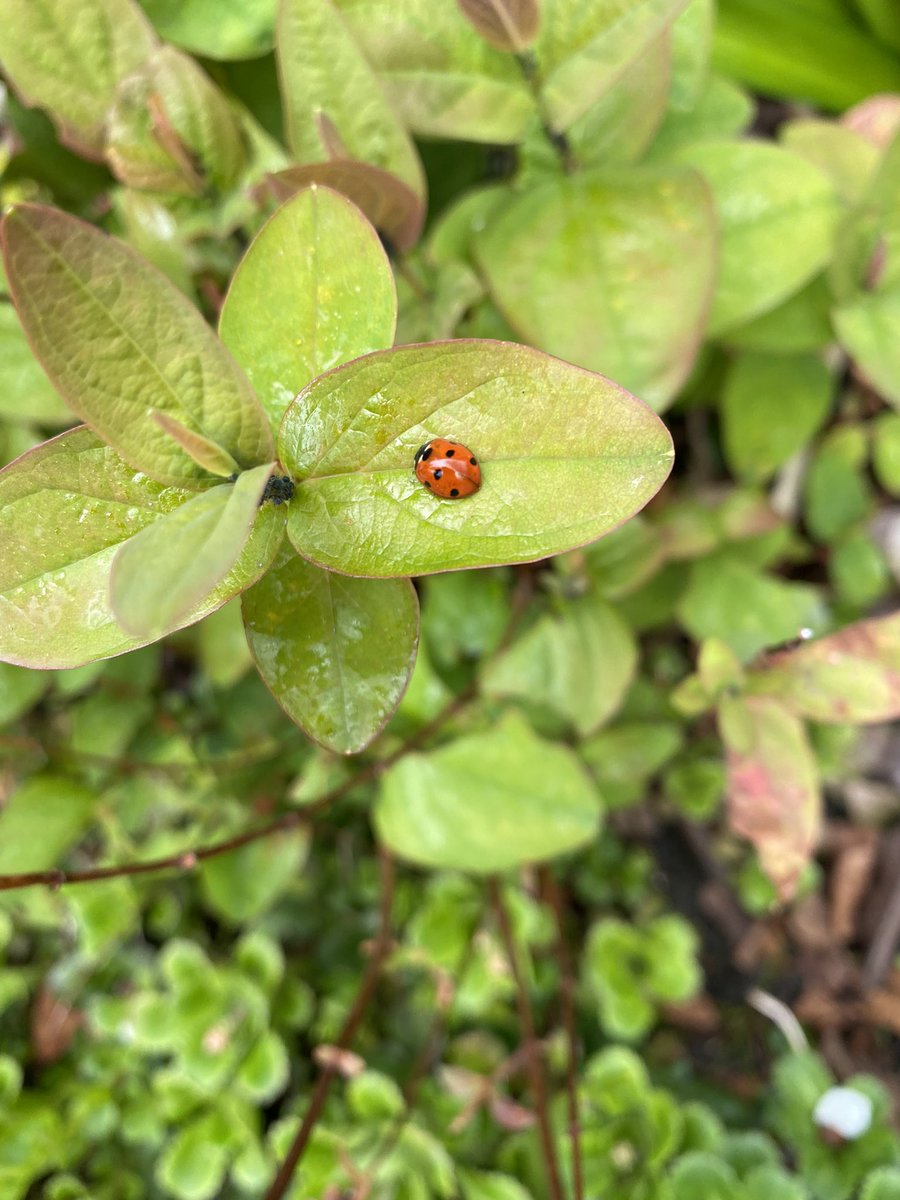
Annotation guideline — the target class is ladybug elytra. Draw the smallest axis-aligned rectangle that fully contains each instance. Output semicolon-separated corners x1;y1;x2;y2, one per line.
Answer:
414;439;482;499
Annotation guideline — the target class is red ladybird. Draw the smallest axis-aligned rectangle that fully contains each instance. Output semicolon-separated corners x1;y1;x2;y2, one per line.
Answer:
414;439;482;499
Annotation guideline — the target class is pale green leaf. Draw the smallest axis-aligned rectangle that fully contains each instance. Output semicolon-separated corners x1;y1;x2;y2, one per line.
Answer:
2;204;274;487
834;288;900;409
484;591;637;735
242;548;418;753
278;340;673;577
110;462;275;639
375;713;602;872
677;140;840;334
533;0;691;131
277;0;425;197
106;45;246;196
200;828;309;922
475;167;716;410
719;693;820;901
0;428;285;668
138;0;277;59
0;663;48;727
220;187;397;431
0;0;157;157
334;0;533;143
721;352;833;482
0;775;96;873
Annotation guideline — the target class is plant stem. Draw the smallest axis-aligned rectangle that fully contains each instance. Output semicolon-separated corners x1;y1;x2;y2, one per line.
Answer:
488;877;564;1200
265;848;395;1200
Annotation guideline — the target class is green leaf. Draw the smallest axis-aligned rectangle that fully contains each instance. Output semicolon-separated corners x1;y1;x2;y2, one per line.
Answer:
277;0;425;197
0;304;71;425
0;774;95;873
678;554;826;663
200;828;309;922
2;204;274;487
458;1169;535;1200
668;1152;739;1200
0;428;285;668
138;0;277;59
110;462;274;639
278;340;673;576
263;162;424;253
0;0;157;157
872;412;900;495
781;118;879;205
721;352;833;482
712;0;900;112
236;1031;290;1103
474;167;716;410
862;1168;900;1200
484;592;637;736
532;0;691;131
220;187;397;431
0;662;47;727
719;693;820;901
334;0;533;143
677;140;840;334
155;1111;232;1200
721;274;834;354
748;611;900;724
834;289;900;409
374;713;601;872
648;73;753;159
242;548;418;753
346;1070;405;1119
669;0;715;112
803;431;871;542
566;31;672;168
106;45;247;196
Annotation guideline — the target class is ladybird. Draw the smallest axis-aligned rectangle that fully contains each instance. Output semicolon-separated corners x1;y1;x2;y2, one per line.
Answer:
414;439;482;499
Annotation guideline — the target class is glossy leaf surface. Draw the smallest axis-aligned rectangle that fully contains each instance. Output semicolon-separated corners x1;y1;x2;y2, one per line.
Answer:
0;0;156;157
2;205;274;487
719;693;820;901
220;187;397;431
278;340;674;577
110;462;275;639
243;549;418;753
475;168;716;410
375;714;601;872
0;428;284;667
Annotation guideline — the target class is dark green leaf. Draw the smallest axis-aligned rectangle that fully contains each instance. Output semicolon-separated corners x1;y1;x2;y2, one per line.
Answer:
138;0;277;59
0;775;96;873
242;548;418;753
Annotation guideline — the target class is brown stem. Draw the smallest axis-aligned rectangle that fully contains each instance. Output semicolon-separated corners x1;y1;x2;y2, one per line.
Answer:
0;568;537;896
265;849;396;1200
488;878;564;1200
544;870;583;1200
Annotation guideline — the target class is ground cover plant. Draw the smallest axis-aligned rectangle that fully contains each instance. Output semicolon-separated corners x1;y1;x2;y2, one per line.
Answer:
1;0;900;1196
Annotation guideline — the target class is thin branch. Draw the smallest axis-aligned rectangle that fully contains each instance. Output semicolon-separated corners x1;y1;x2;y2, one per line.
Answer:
488;878;564;1200
265;848;396;1200
544;869;583;1200
0;567;537;895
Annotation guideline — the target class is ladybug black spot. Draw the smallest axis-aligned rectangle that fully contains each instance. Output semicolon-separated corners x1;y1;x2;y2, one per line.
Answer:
424;480;432;488
450;488;459;496
421;446;432;460
433;469;443;479
446;448;455;456
470;457;477;465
